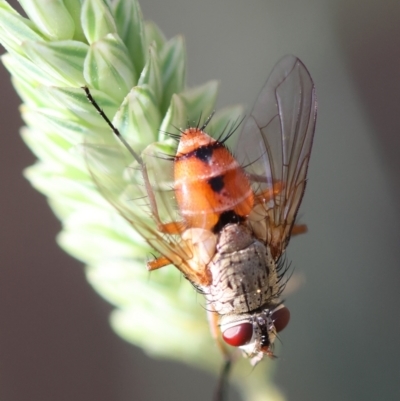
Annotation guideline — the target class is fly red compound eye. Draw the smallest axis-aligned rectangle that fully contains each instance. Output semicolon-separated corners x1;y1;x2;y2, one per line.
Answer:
271;306;290;333
222;322;253;347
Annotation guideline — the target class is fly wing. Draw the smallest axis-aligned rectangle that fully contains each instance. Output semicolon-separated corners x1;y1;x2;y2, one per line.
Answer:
84;139;174;249
81;90;248;287
83;137;211;282
235;55;317;259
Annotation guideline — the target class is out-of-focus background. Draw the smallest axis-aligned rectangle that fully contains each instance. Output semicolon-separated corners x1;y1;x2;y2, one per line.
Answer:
1;0;400;400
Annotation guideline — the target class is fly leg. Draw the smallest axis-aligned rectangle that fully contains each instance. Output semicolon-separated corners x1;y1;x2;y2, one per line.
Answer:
207;307;233;401
254;181;307;237
253;180;284;205
291;224;307;236
207;307;230;360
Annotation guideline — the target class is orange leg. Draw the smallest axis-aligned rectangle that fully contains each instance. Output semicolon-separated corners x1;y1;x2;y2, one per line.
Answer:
158;221;186;235
145;221;186;271
254;181;285;204
147;256;171;271
292;224;308;236
254;181;308;239
207;306;231;362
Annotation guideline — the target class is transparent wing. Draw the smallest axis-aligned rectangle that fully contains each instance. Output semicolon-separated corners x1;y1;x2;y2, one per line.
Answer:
82;97;248;287
83;138;200;278
235;55;317;259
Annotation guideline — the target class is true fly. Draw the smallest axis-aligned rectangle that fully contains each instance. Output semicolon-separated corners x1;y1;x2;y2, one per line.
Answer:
83;55;316;394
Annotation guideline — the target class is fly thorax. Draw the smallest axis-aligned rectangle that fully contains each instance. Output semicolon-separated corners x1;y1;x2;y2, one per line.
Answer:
204;224;280;315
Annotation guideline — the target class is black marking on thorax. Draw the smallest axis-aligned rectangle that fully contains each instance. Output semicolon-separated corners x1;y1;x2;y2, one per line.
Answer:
194;145;213;162
208;175;224;193
212;210;244;233
180;143;223;163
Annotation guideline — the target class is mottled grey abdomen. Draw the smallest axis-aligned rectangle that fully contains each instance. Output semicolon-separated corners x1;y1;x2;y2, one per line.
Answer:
203;224;279;315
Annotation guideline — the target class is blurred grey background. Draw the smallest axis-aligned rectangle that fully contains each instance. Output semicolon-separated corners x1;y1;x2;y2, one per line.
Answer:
1;0;400;400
